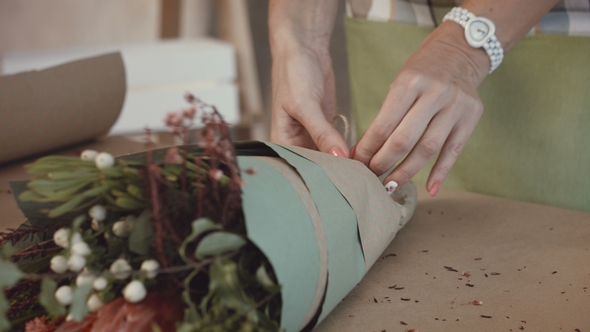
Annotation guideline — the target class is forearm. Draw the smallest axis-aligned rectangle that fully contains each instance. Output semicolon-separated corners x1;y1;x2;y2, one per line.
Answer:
427;0;560;85
268;0;339;55
462;0;560;51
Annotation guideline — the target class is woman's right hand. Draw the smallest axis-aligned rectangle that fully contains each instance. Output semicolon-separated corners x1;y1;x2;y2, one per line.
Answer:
270;45;349;157
268;0;348;157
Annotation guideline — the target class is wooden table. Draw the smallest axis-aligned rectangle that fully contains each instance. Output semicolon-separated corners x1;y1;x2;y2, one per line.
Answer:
2;137;589;332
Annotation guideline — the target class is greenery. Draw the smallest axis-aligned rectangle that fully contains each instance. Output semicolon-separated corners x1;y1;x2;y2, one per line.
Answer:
0;96;282;332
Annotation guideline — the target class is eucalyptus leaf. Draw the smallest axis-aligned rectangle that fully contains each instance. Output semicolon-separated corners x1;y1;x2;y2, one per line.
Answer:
39;278;67;317
179;218;220;263
255;264;276;290
70;283;92;322
129;210;154;255
195;232;246;259
0;260;23;288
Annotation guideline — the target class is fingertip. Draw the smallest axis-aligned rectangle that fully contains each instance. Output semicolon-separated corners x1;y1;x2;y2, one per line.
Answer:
329;146;348;158
349;145;357;159
428;181;441;197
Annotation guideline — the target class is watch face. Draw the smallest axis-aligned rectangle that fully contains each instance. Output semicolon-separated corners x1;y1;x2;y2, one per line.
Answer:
465;17;495;48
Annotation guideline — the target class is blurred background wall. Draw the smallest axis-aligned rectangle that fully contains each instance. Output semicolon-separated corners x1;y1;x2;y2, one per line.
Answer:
0;0;351;143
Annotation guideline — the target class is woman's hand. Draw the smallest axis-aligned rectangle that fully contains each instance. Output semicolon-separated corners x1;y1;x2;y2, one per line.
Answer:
352;22;490;195
270;45;349;157
268;0;349;157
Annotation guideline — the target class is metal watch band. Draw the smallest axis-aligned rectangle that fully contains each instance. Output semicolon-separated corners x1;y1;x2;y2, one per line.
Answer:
443;7;504;74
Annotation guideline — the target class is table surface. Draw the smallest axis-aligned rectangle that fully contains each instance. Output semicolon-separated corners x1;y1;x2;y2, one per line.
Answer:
1;137;589;332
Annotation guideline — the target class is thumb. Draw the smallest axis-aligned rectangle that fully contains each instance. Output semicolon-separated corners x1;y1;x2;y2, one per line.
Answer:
297;107;350;158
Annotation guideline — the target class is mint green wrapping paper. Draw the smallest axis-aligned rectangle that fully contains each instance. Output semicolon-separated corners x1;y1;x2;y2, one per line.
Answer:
239;143;417;330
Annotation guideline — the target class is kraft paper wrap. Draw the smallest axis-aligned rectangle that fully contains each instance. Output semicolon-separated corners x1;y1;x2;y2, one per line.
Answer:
237;142;417;330
0;53;125;164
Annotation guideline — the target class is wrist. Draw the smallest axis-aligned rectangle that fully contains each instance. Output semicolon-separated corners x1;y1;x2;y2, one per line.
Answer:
268;0;336;57
429;22;491;85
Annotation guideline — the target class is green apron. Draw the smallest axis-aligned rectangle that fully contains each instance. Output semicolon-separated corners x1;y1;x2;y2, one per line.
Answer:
345;17;590;213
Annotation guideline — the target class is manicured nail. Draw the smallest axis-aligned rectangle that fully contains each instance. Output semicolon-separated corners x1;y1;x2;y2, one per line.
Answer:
429;181;440;197
385;180;398;195
350;145;357;158
329;147;347;158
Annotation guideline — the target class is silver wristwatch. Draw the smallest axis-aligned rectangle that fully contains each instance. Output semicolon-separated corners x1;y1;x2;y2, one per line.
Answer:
443;7;504;74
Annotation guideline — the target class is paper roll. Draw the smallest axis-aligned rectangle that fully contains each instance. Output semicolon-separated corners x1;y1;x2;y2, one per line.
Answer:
0;53;125;164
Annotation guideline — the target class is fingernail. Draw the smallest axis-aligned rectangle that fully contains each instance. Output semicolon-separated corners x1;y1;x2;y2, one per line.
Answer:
429;181;440;197
385;180;398;195
329;147;347;158
350;145;357;158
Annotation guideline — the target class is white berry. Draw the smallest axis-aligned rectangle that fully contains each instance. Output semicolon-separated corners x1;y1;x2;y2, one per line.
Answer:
71;241;91;257
95;152;115;169
86;293;104;312
91;218;104;232
140;259;160;279
53;228;70;248
80;150;99;161
89;205;107;221
112;220;132;238
67;254;86;272
50;255;68;274
109;258;132;280
93;277;108;291
123;280;147;303
76;271;96;286
55;285;73;305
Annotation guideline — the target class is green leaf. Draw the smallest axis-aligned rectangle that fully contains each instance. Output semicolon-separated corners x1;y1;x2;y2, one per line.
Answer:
100;167;124;177
0;292;11;332
256;264;276;290
32;180;92;200
115;197;145;210
47;171;98;180
48;195;86;218
195;232;246;259
179;219;220;263
81;183;115;198
70;283;92;322
0;260;23;288
28;178;90;191
39;278;67;317
129;210;154;255
181;269;201;323
126;184;144;200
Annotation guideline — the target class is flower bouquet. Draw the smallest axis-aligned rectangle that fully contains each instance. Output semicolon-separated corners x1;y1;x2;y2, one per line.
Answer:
0;95;416;332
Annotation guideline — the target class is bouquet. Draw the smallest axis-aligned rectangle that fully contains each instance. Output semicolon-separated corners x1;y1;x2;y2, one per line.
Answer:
0;95;416;332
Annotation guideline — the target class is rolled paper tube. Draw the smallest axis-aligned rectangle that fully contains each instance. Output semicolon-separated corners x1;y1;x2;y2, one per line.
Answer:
0;53;125;164
240;143;417;331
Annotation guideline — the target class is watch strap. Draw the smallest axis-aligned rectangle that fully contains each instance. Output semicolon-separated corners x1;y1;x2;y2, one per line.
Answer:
443;7;504;74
